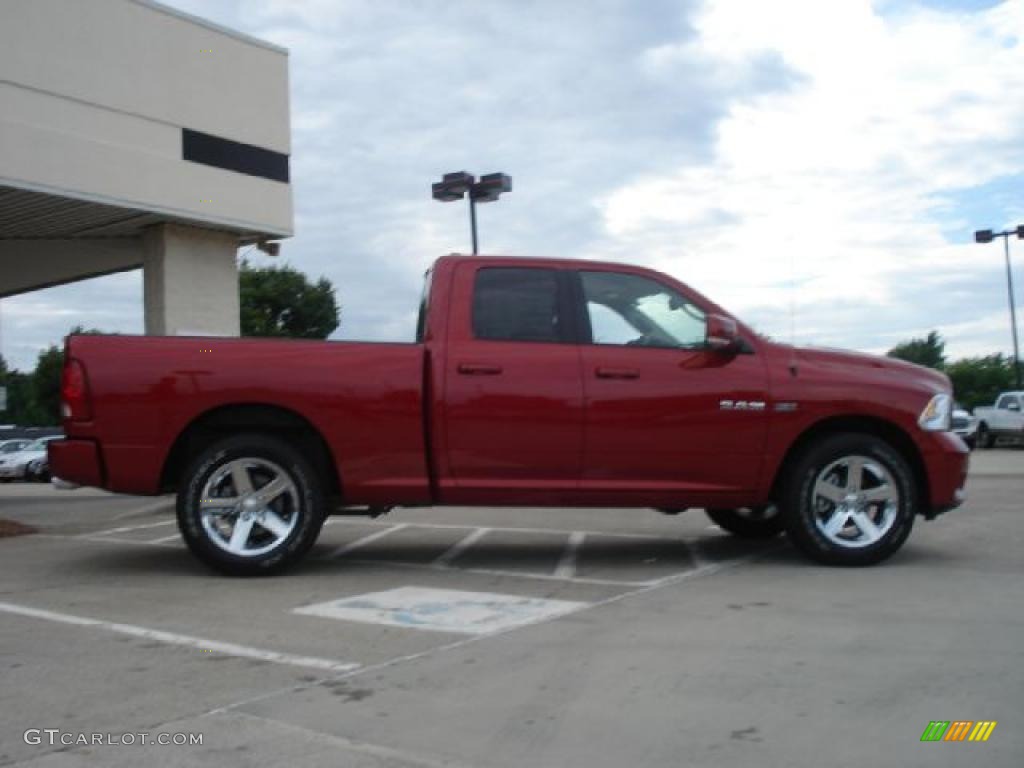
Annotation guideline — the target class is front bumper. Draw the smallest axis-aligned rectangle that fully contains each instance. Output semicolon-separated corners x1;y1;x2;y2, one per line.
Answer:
952;427;977;443
922;431;969;519
47;439;104;488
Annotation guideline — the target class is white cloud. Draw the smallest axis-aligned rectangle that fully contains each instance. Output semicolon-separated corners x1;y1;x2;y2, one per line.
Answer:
596;0;1024;354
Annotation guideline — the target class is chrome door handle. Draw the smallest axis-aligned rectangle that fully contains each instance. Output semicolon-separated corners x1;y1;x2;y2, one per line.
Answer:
595;367;639;380
458;362;503;375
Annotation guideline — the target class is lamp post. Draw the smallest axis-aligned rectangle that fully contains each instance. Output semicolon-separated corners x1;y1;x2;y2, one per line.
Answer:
432;171;512;254
975;225;1024;389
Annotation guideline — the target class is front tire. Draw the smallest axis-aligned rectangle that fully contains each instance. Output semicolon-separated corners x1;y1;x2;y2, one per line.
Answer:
706;506;784;539
177;433;325;576
976;423;993;449
782;433;916;566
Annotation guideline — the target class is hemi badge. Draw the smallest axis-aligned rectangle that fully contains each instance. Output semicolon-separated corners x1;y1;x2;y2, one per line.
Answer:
774;402;798;413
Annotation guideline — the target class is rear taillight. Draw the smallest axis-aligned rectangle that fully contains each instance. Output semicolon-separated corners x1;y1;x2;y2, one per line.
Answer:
61;358;92;421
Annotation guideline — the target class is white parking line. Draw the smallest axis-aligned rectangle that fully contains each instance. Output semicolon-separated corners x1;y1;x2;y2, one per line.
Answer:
72;535;180;549
554;531;586;579
327;523;408;559
432;527;490;566
110;499;175;520
0;601;359;673
147;533;182;544
86;519;176;537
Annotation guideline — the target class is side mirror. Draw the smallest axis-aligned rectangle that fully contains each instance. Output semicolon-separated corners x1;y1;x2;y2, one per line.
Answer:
1009;402;1021;412
706;313;740;352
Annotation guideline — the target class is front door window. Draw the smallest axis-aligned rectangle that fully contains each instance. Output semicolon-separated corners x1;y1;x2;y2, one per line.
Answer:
581;271;706;348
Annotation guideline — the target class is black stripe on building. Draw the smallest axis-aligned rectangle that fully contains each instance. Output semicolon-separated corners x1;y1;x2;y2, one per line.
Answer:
182;128;289;183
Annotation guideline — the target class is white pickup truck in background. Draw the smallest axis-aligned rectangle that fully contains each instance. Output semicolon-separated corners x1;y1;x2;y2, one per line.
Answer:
973;391;1024;448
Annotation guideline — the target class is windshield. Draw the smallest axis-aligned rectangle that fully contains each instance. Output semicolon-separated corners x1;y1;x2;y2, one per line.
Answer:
415;267;433;343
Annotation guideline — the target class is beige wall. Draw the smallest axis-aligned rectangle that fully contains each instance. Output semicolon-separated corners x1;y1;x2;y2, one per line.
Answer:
0;0;292;237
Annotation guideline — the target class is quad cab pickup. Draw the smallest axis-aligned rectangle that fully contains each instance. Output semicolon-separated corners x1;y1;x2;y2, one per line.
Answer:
50;255;968;574
973;391;1024;448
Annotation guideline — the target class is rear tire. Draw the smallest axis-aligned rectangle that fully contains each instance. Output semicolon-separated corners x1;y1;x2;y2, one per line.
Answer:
781;433;916;566
177;433;325;576
706;506;784;539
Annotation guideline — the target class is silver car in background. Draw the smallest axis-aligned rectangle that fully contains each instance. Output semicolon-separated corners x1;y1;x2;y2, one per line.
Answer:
0;436;61;480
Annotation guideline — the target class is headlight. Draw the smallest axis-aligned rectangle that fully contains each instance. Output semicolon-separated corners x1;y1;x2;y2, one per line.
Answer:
918;394;952;431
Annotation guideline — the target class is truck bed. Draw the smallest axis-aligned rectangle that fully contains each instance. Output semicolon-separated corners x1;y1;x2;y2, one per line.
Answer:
59;334;431;502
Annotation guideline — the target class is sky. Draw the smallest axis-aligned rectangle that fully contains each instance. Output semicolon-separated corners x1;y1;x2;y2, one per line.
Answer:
2;0;1023;371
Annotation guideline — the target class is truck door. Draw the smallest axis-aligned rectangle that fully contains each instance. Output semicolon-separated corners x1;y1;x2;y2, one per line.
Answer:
440;263;584;501
995;393;1024;430
575;268;769;495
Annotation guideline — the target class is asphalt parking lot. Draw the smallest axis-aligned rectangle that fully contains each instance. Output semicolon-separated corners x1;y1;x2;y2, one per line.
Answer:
1;451;1021;767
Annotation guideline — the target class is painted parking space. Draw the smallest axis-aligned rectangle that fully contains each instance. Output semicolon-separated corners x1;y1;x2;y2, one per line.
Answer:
323;523;468;563
65;513;763;590
573;533;697;581
315;517;731;588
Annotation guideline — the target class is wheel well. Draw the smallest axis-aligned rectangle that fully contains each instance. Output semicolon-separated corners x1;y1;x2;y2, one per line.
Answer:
770;415;930;511
160;404;342;498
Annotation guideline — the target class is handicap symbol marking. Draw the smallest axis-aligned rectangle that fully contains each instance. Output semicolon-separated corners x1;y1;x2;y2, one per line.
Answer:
293;587;589;635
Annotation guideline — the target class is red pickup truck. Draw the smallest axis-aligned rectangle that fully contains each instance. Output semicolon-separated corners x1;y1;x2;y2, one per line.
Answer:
50;254;968;574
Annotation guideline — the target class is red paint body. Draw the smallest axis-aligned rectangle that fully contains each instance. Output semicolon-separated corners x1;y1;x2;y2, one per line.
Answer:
50;255;968;515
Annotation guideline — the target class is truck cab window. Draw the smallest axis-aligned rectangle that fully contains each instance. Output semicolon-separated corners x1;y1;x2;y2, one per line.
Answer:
581;271;705;349
996;394;1018;410
472;268;562;342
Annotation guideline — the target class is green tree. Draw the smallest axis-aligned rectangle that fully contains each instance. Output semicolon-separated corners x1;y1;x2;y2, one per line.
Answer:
887;331;946;370
2;327;104;426
239;261;340;339
0;354;10;421
1;369;47;426
31;345;65;424
1;354;42;425
946;354;1016;410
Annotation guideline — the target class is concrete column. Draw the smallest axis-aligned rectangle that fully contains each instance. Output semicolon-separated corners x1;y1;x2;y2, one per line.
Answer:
143;223;240;336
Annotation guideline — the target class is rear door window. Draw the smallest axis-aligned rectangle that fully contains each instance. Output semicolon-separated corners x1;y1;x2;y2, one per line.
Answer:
472;268;564;343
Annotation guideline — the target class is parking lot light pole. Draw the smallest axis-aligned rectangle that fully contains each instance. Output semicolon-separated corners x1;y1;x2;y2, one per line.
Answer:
432;172;512;254
975;225;1024;389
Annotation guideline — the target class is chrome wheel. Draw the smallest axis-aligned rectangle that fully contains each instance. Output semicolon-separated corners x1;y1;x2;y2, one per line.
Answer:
199;458;300;557
811;455;898;549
